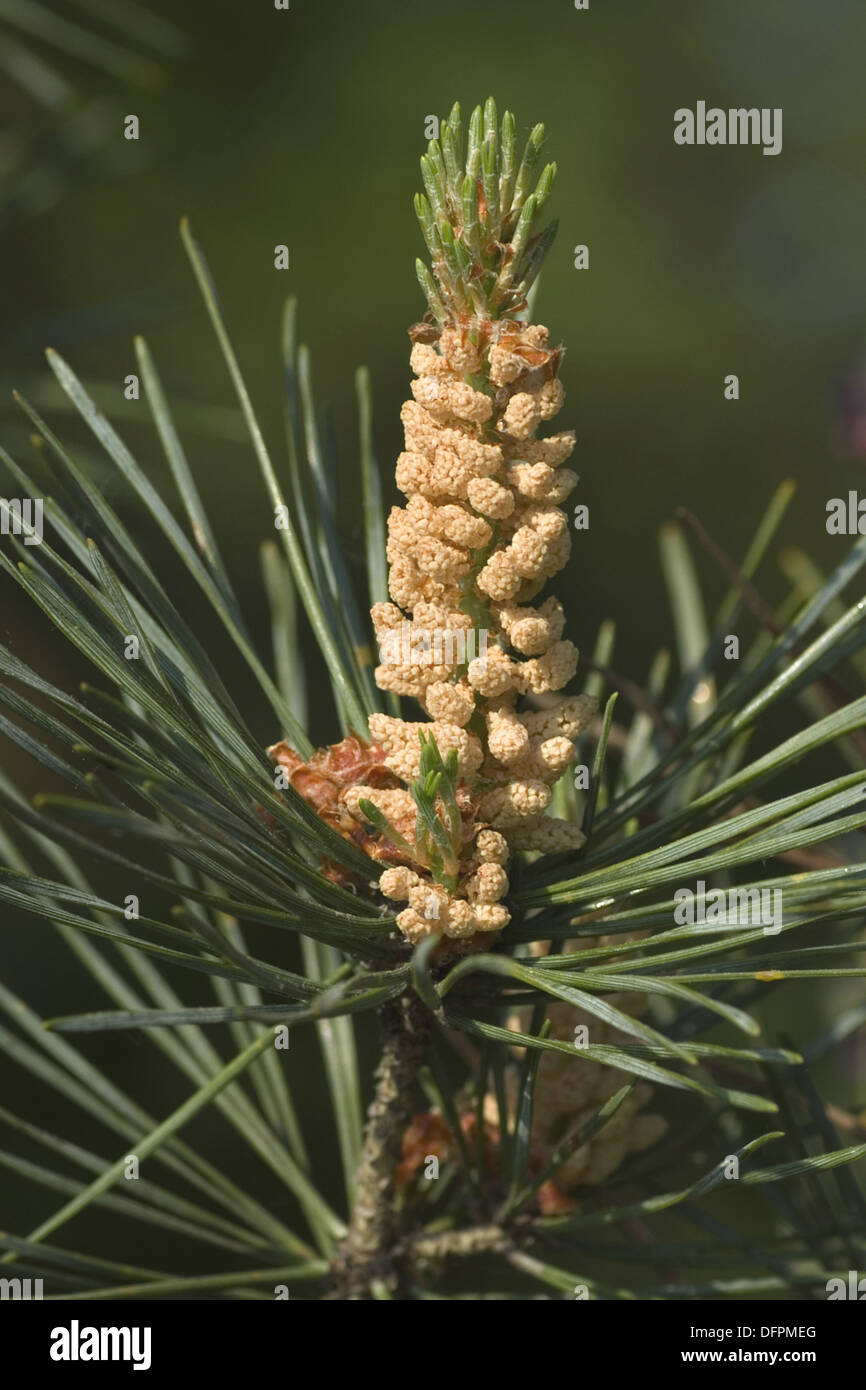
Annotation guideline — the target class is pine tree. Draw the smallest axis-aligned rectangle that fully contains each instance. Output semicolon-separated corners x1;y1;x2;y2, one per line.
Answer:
1;100;865;1301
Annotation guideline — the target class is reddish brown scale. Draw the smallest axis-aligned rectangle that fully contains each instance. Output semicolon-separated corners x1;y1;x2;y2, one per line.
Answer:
267;736;407;875
264;735;491;906
394;1104;576;1213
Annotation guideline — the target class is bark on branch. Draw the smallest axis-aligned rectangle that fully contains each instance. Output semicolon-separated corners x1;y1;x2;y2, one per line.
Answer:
332;991;430;1298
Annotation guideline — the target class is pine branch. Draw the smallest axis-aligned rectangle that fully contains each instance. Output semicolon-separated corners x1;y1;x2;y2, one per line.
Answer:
1;93;865;1301
332;992;431;1298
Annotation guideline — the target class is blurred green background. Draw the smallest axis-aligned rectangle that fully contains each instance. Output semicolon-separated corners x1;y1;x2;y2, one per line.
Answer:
6;0;866;680
2;0;865;1281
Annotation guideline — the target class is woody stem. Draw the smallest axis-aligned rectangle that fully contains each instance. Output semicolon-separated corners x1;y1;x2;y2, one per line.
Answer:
332;991;431;1298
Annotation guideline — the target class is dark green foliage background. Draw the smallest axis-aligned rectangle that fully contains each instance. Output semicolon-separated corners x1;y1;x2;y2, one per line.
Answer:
5;0;866;700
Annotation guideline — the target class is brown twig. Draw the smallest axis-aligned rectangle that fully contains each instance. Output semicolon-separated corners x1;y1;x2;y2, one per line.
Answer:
826;1103;866;1139
587;662;681;744
331;991;431;1298
404;1224;510;1265
676;506;782;635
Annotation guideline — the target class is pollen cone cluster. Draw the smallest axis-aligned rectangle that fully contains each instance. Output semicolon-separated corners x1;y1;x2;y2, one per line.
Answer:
503;936;667;1198
274;98;598;949
395;938;666;1207
525;1006;666;1192
339;96;600;946
347;316;596;945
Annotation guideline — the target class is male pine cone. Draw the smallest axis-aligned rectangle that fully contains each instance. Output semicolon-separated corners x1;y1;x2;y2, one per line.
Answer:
352;99;597;946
